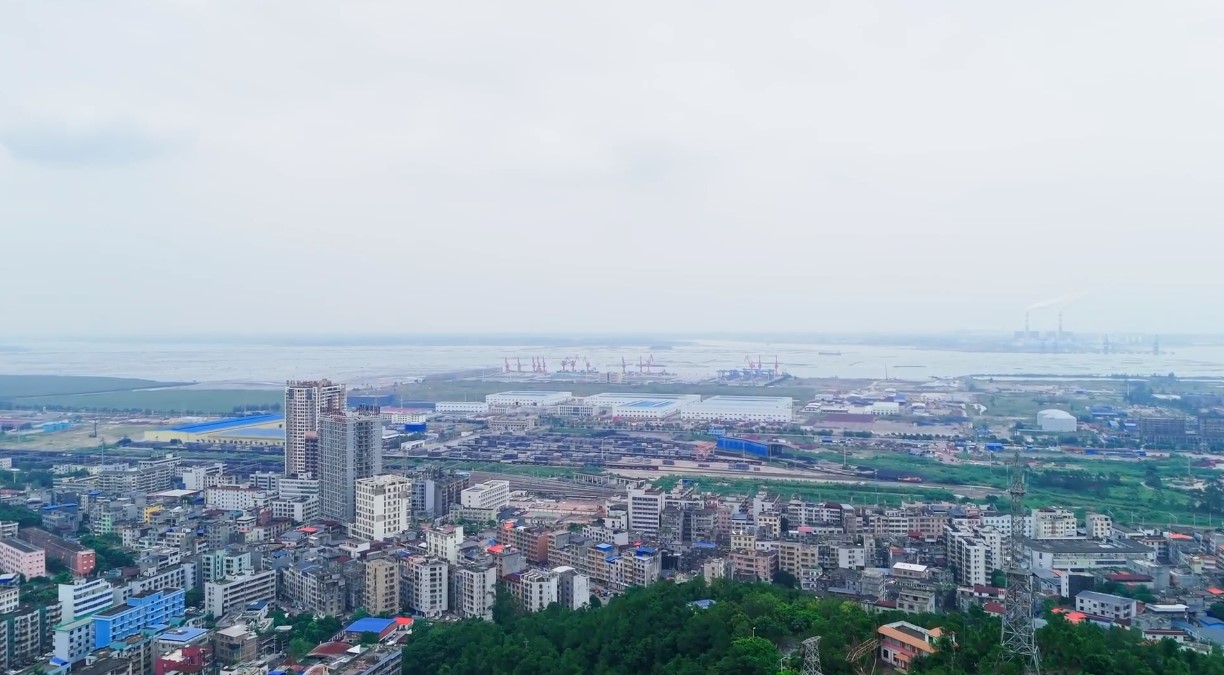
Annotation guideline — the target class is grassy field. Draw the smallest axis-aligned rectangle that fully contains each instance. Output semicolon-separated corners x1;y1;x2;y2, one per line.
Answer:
9;389;283;414
396;380;818;403
0;374;185;399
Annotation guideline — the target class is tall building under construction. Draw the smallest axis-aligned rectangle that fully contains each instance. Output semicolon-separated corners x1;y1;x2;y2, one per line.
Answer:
284;379;346;478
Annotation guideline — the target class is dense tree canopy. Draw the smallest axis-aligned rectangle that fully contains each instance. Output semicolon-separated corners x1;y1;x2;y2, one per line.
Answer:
401;580;1224;675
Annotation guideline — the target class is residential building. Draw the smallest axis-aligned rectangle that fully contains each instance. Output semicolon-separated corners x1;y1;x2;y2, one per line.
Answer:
553;566;589;611
201;548;256;583
205;486;268;511
1075;591;1137;621
18;528;95;575
59;579;114;622
451;563;496;621
1087;513;1112;540
279;562;350;617
180;464;225;491
946;524;1003;587
0;538;45;578
137;456;182;493
872;506;949;540
93;589;186;649
353;475;411;542
627;488;664;536
270;495;320;523
0;603;56;671
0;588;16;615
204;570;277;617
498;525;551;565
403;557;448;618
730;549;777;582
284;379;346;478
896;587;937;614
507;568;558;612
54;617;96;666
363;559;400;616
461;480;510;512
426;526;463;564
1032;508;1078;540
319;407;383;523
878;621;945;673
213;624;258;666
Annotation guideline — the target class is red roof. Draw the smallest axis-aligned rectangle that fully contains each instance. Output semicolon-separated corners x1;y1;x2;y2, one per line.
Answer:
983;602;1004;615
1107;573;1153;583
307;642;351;657
972;584;1005;597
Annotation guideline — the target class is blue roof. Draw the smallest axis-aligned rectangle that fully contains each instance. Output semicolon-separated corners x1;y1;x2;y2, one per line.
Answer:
168;414;283;433
689;599;716;609
157;627;208;643
636;546;656;555
346;617;396;634
595;543;613;551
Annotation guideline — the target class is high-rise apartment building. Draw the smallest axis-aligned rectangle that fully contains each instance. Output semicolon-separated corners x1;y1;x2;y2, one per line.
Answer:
1032;508;1079;540
284;379;346;478
354;475;411;541
319;407;382;523
363;558;400;617
450;563;496;621
627;487;664;536
403;557;448;618
425;526;463;564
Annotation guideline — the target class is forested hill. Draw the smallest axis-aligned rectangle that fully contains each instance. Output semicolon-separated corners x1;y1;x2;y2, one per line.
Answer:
400;579;1224;675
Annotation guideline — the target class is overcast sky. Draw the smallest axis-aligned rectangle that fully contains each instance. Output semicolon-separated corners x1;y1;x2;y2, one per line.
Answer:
2;2;1223;337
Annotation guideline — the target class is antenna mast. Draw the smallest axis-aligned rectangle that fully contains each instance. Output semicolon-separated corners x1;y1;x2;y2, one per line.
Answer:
1000;450;1042;674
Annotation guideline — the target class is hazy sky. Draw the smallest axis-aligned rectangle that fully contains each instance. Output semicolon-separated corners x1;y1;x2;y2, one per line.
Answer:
3;2;1223;336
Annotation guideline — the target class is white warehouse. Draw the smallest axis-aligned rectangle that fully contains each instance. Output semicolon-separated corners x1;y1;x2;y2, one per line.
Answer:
435;401;490;414
1038;409;1077;433
486;391;573;408
680;396;794;423
582;393;702;408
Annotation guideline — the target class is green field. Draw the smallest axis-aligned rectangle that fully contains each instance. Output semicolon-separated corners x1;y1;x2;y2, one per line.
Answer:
0;374;185;399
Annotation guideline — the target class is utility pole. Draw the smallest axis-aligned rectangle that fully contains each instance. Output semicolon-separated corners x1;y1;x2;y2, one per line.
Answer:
1000;450;1042;674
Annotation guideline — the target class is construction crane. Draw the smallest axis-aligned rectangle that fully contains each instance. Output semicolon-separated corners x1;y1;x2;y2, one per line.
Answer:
504;358;512;374
516;357;523;373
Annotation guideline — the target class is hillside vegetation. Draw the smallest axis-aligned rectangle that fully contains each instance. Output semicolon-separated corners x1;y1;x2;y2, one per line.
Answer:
401;579;1224;675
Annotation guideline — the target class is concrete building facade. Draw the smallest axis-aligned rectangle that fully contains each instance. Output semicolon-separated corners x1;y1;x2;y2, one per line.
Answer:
354;475;411;541
284;379;346;478
319;407;383;523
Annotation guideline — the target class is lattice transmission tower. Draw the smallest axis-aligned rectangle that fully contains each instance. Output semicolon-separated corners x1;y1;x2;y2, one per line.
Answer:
1000;450;1042;674
801;636;823;675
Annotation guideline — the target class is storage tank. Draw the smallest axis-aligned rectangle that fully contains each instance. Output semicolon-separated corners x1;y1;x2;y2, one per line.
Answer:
1037;409;1077;433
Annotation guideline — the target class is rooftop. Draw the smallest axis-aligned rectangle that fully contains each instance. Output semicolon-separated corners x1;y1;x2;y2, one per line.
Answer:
0;538;41;554
488;391;571;398
168;414;284;433
158;627;210;643
1018;536;1152;555
345;617;396;634
1077;591;1134;605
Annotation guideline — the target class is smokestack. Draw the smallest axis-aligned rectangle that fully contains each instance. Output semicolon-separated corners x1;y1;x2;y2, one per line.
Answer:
1024;311;1030;337
1058;311;1063;341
